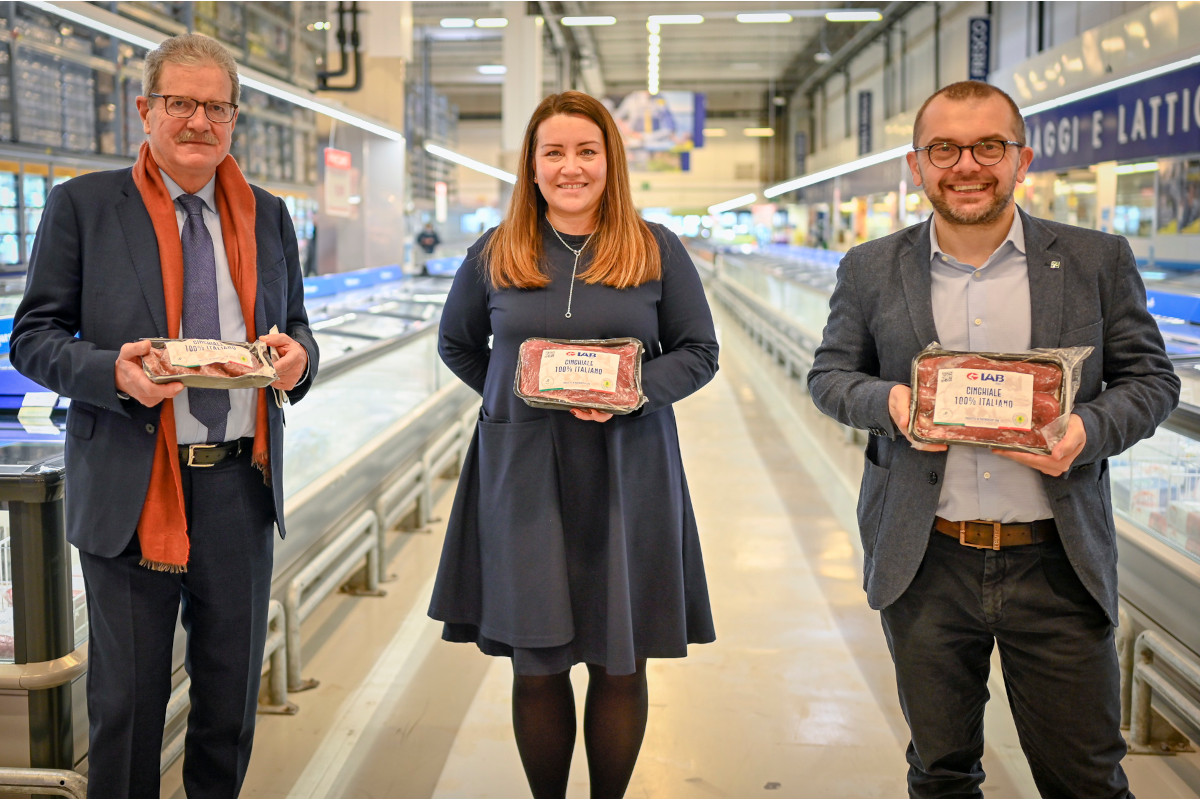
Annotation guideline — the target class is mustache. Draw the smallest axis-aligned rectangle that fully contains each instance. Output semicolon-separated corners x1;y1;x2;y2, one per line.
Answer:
175;131;220;145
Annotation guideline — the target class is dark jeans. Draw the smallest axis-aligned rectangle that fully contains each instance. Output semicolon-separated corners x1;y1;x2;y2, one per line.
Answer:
879;531;1131;799
79;450;275;798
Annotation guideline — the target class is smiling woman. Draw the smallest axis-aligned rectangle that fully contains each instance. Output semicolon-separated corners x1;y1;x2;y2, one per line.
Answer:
427;89;720;799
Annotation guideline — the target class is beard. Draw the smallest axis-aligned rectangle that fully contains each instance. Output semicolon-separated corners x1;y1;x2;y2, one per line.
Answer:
919;164;1016;226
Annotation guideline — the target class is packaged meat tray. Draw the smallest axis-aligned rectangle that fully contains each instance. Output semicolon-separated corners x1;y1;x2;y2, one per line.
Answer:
908;342;1092;454
515;337;647;414
141;338;277;389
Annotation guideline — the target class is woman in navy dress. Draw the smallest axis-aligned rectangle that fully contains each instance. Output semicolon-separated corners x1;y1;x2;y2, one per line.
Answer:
428;91;718;798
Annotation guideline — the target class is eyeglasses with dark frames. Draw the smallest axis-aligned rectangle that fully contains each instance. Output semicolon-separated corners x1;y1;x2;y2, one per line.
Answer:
912;139;1023;169
149;94;238;124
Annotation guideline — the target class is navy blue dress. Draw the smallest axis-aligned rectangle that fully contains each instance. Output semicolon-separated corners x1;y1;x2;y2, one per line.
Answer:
428;219;718;675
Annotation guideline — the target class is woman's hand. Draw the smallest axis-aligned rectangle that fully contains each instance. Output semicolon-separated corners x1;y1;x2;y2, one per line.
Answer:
570;408;613;423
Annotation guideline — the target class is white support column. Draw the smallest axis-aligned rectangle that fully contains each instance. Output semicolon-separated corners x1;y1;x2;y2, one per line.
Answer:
501;9;544;192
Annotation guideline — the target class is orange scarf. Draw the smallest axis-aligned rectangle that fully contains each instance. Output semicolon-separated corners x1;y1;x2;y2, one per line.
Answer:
130;142;270;571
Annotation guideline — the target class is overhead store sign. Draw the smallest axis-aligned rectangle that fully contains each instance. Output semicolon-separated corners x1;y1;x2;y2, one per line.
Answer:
968;18;991;82
1023;62;1200;172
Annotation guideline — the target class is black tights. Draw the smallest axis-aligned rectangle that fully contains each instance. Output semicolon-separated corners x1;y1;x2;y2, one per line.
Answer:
511;659;648;799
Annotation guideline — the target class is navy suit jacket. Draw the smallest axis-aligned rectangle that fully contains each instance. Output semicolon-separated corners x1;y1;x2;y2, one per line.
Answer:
10;167;318;557
807;209;1180;622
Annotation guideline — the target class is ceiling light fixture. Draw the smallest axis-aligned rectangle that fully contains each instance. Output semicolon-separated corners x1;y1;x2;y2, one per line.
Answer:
743;128;776;137
825;10;883;22
477;65;507;75
648;14;703;25
736;13;793;23
439;17;474;28
561;16;616;26
474;18;509;28
708;194;758;215
23;0;406;143
647;20;661;95
424;143;517;184
1114;162;1160;174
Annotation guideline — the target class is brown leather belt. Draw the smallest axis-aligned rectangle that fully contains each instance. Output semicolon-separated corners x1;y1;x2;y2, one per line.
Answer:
933;516;1056;550
178;437;253;468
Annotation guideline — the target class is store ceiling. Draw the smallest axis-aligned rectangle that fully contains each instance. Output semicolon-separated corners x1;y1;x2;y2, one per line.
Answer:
407;1;903;122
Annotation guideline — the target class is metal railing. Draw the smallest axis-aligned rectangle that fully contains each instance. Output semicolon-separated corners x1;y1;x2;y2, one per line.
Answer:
1130;629;1200;752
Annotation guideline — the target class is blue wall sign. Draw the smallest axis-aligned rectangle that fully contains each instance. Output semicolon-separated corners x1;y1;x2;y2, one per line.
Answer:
1023;62;1200;172
968;17;991;82
858;91;873;156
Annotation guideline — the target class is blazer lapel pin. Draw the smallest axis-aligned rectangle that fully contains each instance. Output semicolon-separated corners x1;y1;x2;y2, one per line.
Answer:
1049;259;1062;269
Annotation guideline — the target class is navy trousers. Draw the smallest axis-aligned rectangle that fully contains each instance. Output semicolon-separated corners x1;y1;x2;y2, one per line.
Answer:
79;448;275;798
879;530;1131;799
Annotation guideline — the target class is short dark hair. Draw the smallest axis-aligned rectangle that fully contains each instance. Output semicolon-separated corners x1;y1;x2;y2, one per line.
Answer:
913;81;1025;146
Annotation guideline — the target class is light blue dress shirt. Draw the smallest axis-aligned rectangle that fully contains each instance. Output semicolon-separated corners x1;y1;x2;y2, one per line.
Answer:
161;171;256;444
929;210;1054;523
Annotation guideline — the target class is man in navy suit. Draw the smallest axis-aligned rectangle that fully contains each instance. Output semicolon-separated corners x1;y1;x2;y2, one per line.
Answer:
10;34;317;798
808;81;1178;797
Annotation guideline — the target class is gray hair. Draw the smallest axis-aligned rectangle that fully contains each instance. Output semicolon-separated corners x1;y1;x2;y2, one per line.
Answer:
143;33;240;105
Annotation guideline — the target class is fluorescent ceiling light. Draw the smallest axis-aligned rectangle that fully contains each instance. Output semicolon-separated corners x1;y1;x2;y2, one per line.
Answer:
648;14;703;24
1115;162;1159;174
826;10;883;22
424;143;516;184
708;194;758;214
764;145;908;198
477;64;507;75
736;13;793;23
1021;51;1200;115
24;0;158;48
743;127;775;137
702;128;727;137
439;17;475;28
25;0;405;143
475;18;509;28
561;16;616;26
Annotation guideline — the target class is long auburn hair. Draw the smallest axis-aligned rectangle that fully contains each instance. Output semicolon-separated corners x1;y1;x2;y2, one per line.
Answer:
483;91;661;289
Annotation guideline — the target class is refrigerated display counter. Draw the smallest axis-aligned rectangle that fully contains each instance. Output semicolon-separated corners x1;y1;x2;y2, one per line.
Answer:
701;243;1200;672
0;265;476;777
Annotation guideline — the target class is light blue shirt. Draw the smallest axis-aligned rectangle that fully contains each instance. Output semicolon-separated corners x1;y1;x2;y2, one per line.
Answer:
161;171;256;444
929;210;1054;523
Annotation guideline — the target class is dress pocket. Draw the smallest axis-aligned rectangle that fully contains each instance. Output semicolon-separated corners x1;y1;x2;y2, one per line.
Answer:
474;416;574;646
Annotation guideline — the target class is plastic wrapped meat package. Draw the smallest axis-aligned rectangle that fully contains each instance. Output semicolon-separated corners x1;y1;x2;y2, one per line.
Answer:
908;342;1093;455
514;338;647;414
141;338;277;389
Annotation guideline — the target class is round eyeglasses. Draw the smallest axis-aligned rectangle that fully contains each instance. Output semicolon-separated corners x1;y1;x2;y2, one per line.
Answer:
149;94;238;124
912;139;1023;169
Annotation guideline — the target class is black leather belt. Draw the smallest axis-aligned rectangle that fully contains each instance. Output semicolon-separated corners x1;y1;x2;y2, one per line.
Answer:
178;437;253;468
933;516;1057;550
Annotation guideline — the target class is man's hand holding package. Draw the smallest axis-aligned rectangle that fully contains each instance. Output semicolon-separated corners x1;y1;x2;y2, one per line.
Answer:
115;340;184;407
889;384;948;452
260;332;308;391
994;413;1086;477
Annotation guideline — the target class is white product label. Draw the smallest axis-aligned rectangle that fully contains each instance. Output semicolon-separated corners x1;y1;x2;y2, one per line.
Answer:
538;348;619;393
164;340;252;368
932;368;1034;430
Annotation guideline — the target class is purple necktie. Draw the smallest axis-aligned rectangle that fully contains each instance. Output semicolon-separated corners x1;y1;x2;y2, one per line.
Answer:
178;193;230;442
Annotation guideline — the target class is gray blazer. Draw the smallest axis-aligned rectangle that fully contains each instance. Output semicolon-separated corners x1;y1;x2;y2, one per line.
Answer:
807;209;1180;623
10;167;318;556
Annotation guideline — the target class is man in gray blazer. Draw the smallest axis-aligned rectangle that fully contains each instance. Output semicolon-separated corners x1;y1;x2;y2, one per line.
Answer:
10;34;316;797
808;81;1178;797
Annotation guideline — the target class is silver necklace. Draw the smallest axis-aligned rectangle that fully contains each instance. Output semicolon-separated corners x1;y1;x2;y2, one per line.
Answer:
548;221;592;319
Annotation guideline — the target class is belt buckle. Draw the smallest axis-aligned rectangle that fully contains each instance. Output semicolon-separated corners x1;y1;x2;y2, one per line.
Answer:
958;521;1002;550
185;443;218;468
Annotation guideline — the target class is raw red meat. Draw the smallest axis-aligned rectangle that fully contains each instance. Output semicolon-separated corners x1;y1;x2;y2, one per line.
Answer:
516;338;645;413
142;345;258;378
911;351;1066;453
